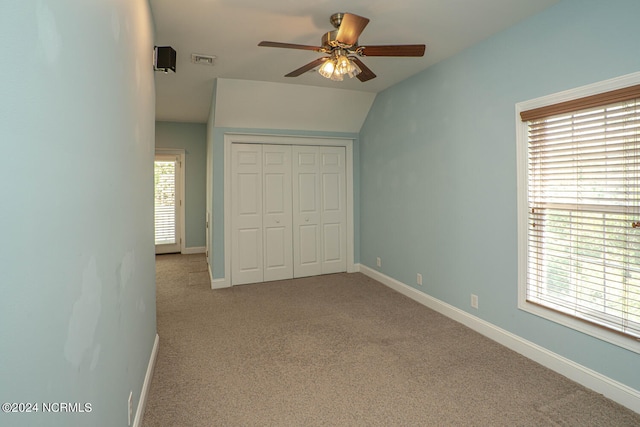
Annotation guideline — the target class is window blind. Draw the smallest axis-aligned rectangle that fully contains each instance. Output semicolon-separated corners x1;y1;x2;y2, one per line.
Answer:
524;96;640;339
154;160;177;245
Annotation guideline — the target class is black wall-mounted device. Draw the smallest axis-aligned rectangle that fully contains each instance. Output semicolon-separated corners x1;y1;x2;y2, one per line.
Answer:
154;46;176;73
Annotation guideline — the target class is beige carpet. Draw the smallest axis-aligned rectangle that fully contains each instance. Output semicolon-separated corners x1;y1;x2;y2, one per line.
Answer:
142;254;640;426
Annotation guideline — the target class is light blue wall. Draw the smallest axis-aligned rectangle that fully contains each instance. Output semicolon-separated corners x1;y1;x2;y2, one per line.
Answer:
208;127;360;280
156;121;207;248
0;1;156;426
359;0;640;393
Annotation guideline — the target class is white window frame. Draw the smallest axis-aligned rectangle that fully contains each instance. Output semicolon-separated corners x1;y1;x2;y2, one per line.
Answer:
516;71;640;355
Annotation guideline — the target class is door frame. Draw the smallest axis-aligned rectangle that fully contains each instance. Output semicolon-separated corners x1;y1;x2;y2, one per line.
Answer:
155;148;186;254
223;133;356;287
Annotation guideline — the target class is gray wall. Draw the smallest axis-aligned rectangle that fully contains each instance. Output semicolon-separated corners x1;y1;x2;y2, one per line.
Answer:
156;121;207;249
0;1;157;426
359;0;640;393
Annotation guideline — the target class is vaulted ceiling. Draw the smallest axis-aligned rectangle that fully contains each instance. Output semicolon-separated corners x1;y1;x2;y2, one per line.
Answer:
150;0;561;123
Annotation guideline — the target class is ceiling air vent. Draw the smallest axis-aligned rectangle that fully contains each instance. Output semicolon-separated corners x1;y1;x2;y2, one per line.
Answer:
191;54;216;66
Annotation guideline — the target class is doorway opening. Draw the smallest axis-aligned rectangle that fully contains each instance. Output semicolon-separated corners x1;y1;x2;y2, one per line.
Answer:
155;150;184;254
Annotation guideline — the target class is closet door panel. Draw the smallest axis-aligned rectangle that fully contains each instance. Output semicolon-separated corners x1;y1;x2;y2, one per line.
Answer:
292;146;322;278
319;147;347;274
263;145;293;282
231;144;263;285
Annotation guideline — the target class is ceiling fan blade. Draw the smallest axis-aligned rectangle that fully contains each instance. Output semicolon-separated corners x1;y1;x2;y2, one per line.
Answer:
352;57;376;82
360;44;426;57
258;41;323;52
285;58;328;77
336;13;370;46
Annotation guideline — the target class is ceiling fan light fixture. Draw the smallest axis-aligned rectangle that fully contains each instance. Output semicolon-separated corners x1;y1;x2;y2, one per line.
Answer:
346;58;362;79
329;68;344;81
318;60;335;79
318;52;361;81
335;55;352;74
337;55;361;78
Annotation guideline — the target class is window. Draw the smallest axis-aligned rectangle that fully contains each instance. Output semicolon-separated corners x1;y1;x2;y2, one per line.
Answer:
155;157;177;245
516;74;640;353
154;151;183;254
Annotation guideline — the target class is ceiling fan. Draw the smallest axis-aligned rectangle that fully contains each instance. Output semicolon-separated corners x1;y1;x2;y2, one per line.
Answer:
258;12;426;82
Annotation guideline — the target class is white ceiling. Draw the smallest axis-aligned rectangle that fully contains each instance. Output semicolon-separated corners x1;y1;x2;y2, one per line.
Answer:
150;0;561;123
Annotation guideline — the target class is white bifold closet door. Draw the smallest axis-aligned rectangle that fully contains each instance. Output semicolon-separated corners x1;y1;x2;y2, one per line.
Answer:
231;143;346;286
231;144;293;286
263;145;294;282
292;146;347;278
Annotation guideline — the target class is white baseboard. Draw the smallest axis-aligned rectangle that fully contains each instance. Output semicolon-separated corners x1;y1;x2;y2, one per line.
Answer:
133;333;159;427
359;265;640;414
208;264;361;290
211;278;230;289
182;246;206;255
209;265;361;290
208;264;230;290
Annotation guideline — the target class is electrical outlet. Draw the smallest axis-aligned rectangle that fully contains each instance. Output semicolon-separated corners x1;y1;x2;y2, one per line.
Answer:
471;294;479;309
417;273;423;286
128;391;133;426
376;257;381;267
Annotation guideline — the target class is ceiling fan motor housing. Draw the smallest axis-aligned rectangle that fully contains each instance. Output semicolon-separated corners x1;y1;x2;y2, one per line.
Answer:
322;30;356;50
330;13;345;28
